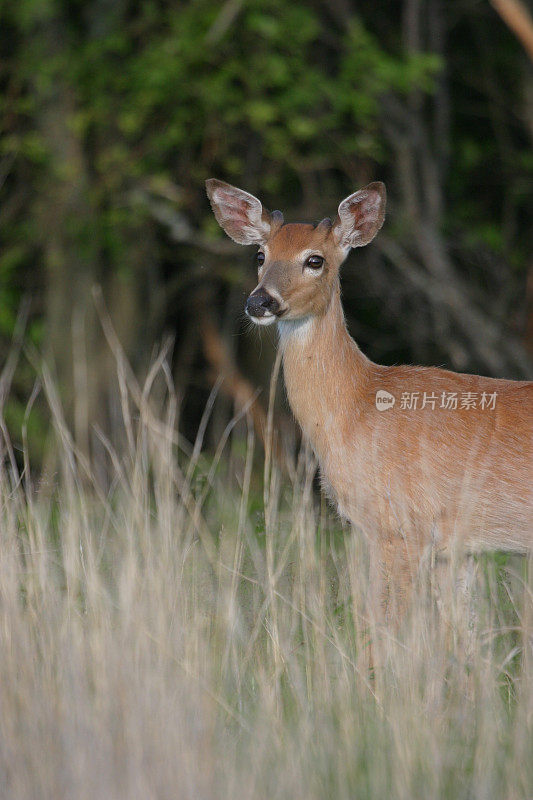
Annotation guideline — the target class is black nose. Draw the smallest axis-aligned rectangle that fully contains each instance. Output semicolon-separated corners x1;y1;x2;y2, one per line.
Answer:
245;290;280;318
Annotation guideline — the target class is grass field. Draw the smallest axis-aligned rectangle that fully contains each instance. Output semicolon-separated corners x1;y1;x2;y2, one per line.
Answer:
0;352;531;800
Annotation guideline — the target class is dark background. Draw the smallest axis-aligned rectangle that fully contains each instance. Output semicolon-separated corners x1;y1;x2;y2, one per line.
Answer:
1;0;532;464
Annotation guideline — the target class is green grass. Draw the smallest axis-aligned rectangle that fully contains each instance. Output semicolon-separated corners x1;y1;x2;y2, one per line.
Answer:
0;355;531;799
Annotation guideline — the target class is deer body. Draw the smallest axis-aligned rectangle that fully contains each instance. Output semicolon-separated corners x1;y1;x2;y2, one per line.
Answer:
206;178;533;618
280;286;532;552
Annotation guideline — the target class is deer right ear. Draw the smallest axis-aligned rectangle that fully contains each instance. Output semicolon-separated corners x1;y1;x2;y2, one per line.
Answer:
333;182;386;250
206;179;272;246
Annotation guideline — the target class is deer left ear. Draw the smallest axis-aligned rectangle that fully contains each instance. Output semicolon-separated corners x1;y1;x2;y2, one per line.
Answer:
333;182;386;250
206;179;272;246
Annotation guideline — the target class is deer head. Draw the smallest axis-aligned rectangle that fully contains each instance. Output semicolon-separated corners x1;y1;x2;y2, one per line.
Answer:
206;178;386;326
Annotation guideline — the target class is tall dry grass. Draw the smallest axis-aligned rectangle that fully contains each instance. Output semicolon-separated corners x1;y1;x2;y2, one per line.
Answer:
0;337;531;800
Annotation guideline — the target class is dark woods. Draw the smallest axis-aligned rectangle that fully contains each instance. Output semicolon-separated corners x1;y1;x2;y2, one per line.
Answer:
1;0;532;466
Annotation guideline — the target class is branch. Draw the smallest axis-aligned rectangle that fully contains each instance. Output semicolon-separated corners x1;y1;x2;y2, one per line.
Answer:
378;235;533;377
491;0;533;62
200;314;289;469
134;189;239;256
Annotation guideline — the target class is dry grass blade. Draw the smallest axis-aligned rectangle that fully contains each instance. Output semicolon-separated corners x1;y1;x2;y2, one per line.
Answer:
0;342;531;800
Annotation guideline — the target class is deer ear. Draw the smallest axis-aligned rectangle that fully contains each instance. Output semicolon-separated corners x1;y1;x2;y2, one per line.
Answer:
333;182;386;250
206;179;271;245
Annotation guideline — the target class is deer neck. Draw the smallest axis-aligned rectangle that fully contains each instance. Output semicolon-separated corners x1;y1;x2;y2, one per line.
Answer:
277;284;371;454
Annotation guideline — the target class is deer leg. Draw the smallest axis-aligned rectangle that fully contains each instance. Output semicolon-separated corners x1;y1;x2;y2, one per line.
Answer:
433;553;479;664
376;535;421;628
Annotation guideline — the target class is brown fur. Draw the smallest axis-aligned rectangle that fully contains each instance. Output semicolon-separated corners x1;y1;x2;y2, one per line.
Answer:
207;179;533;622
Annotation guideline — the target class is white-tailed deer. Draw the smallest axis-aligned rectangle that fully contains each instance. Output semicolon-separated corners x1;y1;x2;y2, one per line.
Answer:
206;178;533;621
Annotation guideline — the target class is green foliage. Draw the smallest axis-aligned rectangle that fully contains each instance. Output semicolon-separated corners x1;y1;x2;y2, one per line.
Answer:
0;0;531;457
55;0;438;190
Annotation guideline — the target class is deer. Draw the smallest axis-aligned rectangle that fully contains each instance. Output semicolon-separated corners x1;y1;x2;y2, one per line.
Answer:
206;178;533;623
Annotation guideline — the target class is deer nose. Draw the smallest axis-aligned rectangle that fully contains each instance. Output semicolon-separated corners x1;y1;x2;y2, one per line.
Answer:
245;290;280;318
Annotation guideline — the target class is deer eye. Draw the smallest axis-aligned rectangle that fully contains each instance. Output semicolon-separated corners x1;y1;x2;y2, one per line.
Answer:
256;252;265;267
305;255;324;270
